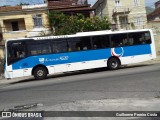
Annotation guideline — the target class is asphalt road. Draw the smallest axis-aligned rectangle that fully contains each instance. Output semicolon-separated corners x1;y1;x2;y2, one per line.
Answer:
0;63;160;112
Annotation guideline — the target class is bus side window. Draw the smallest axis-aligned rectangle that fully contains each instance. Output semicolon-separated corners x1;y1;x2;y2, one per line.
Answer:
76;43;81;51
93;44;97;49
67;38;81;52
41;44;51;54
145;32;151;44
102;36;110;48
28;41;51;55
53;45;59;53
18;51;25;58
52;39;68;53
92;36;102;49
128;32;148;45
139;33;146;44
83;46;88;50
111;34;127;47
92;35;110;49
67;37;92;52
128;38;134;45
79;37;91;50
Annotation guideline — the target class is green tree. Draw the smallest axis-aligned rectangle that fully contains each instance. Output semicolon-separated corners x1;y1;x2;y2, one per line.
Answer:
48;12;111;35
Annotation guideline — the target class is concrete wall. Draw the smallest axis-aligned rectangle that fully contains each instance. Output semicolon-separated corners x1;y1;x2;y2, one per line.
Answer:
155;34;160;56
0;47;3;58
154;33;160;56
147;21;160;56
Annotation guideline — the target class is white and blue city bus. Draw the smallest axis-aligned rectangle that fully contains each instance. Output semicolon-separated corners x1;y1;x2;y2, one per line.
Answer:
4;29;156;80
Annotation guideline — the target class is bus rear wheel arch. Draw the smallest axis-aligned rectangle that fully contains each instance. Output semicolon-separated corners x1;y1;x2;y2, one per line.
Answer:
32;65;48;80
107;57;121;70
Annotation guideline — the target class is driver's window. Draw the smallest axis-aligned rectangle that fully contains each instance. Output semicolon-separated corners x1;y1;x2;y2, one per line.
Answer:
7;41;26;65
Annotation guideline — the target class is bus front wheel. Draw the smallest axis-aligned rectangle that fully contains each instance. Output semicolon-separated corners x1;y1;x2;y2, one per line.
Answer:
33;67;47;80
107;58;120;70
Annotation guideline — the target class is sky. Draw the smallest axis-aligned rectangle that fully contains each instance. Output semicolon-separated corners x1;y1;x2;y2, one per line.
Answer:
0;0;158;8
0;0;44;6
145;0;158;8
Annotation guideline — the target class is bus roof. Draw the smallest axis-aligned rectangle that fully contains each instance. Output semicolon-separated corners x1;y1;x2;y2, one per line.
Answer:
6;29;152;42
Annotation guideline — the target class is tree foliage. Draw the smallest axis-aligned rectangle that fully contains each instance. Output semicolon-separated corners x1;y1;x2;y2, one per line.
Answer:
48;12;111;35
17;2;29;6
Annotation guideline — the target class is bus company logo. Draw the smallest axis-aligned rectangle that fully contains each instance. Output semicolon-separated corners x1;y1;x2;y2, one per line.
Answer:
39;58;45;63
59;56;69;60
111;47;124;57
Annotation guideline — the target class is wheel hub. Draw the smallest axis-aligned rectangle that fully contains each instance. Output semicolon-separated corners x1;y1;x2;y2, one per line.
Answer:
111;61;117;68
37;70;44;76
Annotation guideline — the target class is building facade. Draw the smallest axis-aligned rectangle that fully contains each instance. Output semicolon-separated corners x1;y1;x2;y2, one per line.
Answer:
47;0;93;17
147;0;160;21
0;4;50;58
147;0;160;36
93;0;147;30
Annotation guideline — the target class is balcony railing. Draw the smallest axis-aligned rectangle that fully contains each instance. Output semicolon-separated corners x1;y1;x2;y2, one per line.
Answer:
113;6;130;15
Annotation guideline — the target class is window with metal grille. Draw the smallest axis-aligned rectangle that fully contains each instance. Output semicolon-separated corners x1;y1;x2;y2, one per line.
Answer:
115;0;121;6
33;14;43;27
133;0;140;6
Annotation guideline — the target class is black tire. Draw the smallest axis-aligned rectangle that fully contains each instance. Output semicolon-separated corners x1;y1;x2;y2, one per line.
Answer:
107;58;120;70
33;67;47;80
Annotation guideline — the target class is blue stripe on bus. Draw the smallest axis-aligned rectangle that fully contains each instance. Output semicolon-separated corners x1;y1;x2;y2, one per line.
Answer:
12;44;151;70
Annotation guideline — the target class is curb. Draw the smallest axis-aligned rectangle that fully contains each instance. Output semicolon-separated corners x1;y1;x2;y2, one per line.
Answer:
0;76;33;87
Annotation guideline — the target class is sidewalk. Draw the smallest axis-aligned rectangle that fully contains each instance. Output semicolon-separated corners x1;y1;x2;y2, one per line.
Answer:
0;56;160;87
0;76;33;87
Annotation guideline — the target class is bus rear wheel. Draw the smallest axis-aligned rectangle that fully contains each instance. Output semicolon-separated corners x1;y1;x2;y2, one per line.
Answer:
107;58;120;70
33;67;47;80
